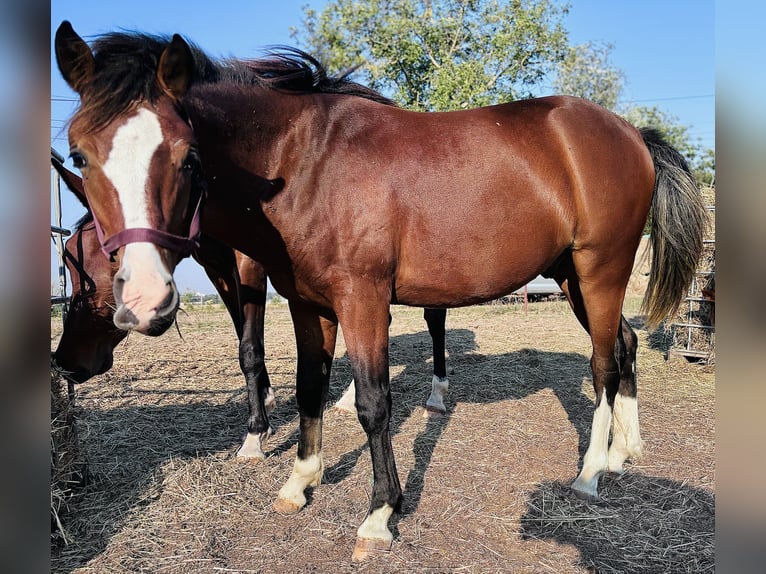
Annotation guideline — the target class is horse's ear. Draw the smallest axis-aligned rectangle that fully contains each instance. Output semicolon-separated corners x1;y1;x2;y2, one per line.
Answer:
52;157;88;209
157;34;194;100
54;21;95;95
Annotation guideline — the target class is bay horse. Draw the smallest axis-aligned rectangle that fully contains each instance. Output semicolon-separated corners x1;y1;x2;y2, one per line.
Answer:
55;22;707;560
51;158;451;456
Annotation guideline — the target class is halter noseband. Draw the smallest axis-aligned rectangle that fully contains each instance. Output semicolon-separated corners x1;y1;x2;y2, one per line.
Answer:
90;184;204;260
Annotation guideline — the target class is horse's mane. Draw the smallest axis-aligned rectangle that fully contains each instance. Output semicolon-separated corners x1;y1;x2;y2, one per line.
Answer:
74;32;395;134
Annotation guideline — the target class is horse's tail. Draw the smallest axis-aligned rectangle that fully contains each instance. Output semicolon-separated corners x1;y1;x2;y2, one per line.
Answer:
639;127;709;329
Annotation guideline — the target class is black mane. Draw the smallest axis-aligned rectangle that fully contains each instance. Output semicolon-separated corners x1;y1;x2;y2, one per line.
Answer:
74;32;394;133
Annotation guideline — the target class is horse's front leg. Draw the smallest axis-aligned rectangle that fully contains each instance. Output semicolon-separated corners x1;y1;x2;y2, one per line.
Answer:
195;248;274;460
229;258;274;460
338;293;402;561
273;300;337;514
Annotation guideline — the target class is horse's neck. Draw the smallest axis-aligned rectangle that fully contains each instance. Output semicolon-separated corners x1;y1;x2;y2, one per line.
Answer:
186;86;310;173
185;86;311;272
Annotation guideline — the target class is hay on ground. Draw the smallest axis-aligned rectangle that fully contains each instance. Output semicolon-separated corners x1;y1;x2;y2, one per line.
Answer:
51;366;86;549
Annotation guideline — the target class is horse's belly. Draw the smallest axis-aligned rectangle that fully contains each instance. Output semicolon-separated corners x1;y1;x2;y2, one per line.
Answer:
392;249;556;308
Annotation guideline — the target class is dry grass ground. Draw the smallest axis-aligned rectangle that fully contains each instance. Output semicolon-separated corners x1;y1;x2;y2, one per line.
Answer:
50;295;714;573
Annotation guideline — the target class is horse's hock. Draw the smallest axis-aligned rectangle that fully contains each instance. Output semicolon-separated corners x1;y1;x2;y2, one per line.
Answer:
669;185;715;364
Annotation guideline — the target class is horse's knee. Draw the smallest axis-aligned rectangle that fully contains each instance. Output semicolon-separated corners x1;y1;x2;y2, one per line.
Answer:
239;337;265;373
356;406;388;434
355;393;390;434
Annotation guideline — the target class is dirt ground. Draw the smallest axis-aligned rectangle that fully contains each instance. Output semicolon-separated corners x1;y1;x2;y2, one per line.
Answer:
50;292;714;573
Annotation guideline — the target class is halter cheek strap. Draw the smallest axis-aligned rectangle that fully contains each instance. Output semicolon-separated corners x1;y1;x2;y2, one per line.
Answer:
91;189;204;259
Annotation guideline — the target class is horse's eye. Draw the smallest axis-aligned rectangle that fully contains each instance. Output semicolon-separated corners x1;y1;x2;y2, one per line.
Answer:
182;150;200;173
70;151;87;169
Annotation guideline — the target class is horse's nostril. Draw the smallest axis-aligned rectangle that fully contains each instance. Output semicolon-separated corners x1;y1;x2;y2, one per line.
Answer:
113;269;129;306
156;286;177;313
113;305;139;330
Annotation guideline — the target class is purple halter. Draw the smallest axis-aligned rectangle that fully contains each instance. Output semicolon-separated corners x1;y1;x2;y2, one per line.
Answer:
91;187;204;259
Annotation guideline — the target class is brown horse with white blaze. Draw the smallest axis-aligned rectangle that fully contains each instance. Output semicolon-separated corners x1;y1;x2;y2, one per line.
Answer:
55;22;708;560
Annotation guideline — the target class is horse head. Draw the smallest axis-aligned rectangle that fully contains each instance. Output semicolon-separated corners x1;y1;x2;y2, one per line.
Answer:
55;21;202;335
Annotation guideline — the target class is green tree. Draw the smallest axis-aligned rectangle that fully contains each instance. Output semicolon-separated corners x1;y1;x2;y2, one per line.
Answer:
294;1;713;184
554;41;623;109
291;0;570;111
554;41;714;184
621;105;714;185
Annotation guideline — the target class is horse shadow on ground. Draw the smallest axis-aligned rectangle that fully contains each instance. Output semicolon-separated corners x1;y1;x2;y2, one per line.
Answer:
53;324;596;572
520;475;715;573
267;325;598;535
63;316;702;572
51;397;257;573
628;315;673;354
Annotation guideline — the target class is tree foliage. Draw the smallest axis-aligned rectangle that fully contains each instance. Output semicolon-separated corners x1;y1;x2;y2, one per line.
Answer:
291;0;570;111
553;41;623;109
554;41;714;184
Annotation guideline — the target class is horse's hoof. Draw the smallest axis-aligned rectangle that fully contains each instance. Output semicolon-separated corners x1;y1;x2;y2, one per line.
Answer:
571;486;601;503
422;405;445;418
272;498;302;515
352;537;392;562
235;451;265;462
236;430;272;460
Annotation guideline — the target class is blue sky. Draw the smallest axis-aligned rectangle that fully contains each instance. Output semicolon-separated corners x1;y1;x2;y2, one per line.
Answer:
50;0;714;295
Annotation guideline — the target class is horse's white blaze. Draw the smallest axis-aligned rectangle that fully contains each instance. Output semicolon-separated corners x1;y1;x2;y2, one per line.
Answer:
103;108;174;327
356;503;394;543
103;108;163;228
608;393;643;473
277;453;324;509
572;395;612;499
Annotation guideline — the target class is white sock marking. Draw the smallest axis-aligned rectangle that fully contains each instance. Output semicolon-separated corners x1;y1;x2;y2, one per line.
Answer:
335;379;357;413
425;375;449;413
277;453;324;509
357;503;394;543
236;428;273;460
572;395;612;499
608;394;643;472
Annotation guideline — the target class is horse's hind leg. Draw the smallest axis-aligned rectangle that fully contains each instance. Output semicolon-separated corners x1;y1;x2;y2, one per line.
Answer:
607;316;643;473
273;301;337;514
236;298;275;459
334;378;357;413
423;308;449;417
554;251;632;500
